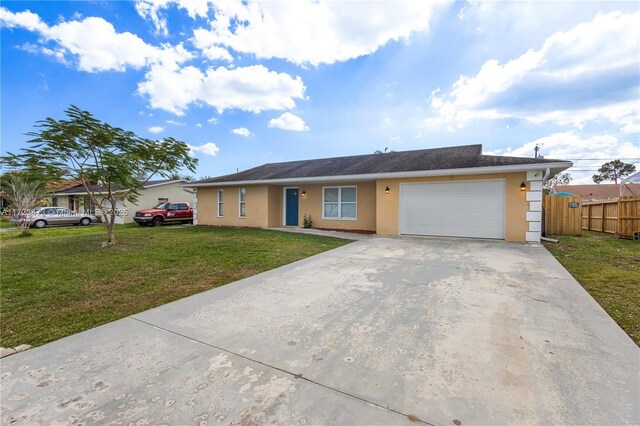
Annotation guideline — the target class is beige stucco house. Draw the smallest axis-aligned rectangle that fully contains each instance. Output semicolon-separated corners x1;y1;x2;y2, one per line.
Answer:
186;145;571;242
52;179;191;224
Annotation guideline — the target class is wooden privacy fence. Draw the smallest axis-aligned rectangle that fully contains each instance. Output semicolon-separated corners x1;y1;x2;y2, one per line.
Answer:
581;195;640;238
543;195;582;236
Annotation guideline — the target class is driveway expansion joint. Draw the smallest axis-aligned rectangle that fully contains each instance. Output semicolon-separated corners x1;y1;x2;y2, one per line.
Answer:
129;316;437;426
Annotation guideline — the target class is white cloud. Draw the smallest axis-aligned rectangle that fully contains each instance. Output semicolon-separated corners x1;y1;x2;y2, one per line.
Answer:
207;117;218;124
189;141;220;157
232;127;253;137
268;112;309;131
137;0;449;66
0;8;47;32
1;8;308;116
196;123;203;128
426;11;640;133
148;126;164;134
486;132;640;184
0;7;193;72
135;0;211;36
165;119;185;126
137;64;306;115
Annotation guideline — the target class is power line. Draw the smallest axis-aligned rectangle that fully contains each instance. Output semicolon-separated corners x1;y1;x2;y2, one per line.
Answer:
566;158;640;161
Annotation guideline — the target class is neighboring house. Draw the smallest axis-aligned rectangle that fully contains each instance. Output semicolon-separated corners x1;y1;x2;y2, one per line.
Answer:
48;179;83;194
52;179;191;224
552;183;640;202
186;145;571;242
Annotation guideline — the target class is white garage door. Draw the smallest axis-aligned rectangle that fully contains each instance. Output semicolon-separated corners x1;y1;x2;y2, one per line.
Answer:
400;180;505;239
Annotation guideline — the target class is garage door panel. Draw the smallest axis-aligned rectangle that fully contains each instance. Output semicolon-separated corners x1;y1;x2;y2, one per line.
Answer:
400;181;505;239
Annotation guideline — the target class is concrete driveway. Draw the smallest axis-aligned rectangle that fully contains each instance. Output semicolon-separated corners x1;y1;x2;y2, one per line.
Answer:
1;237;638;425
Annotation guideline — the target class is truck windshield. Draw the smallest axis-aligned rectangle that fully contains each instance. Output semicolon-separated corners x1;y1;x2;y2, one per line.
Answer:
153;202;170;209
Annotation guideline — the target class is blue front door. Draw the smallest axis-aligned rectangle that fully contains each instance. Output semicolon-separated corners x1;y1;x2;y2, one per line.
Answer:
285;188;299;226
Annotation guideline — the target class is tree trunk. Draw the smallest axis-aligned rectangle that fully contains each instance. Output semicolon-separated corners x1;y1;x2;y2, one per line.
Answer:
105;214;116;245
20;220;30;236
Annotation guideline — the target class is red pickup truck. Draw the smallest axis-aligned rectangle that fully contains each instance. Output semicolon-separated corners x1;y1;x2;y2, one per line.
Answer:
134;202;193;226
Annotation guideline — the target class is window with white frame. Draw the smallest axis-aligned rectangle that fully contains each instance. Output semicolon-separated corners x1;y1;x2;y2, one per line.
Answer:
239;188;246;218
323;186;357;219
217;189;224;217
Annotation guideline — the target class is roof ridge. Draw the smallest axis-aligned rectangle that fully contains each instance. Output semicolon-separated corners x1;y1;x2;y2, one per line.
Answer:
260;144;483;167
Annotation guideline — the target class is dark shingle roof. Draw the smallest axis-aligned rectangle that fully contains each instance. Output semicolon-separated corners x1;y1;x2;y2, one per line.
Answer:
54;179;183;194
193;144;569;184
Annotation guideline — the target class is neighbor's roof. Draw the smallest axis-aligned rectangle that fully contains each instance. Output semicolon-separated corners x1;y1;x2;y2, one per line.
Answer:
554;183;640;200
190;144;570;185
54;179;185;195
47;179;82;192
622;171;640;184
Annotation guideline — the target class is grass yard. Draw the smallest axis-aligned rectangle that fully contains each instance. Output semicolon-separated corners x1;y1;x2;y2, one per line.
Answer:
543;231;640;346
0;216;16;228
0;224;349;348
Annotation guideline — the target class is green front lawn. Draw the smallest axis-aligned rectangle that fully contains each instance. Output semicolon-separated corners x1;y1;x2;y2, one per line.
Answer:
0;216;16;228
543;231;640;346
0;225;349;348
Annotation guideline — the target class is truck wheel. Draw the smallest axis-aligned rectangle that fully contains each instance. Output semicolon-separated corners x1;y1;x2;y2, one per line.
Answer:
152;216;164;227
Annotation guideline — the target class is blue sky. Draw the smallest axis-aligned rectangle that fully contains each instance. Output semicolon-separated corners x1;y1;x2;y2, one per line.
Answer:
1;0;639;182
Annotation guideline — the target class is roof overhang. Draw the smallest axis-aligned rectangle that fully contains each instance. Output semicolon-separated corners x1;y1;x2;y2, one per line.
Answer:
52;179;186;195
185;162;573;188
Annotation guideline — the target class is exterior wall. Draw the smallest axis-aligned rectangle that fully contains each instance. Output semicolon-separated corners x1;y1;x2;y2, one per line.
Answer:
267;185;282;228
54;196;70;208
195;185;270;228
194;182;376;231
192;172;532;241
297;181;377;232
376;172;529;242
118;182;191;224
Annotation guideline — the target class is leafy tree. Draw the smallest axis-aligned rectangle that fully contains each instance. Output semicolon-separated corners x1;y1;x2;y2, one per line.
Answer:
543;172;572;192
592;160;636;184
168;172;195;181
2;175;49;236
2;105;197;245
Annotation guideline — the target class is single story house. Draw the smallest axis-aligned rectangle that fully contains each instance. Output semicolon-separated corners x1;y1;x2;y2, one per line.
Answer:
552;183;640;202
52;179;191;224
186;145;571;242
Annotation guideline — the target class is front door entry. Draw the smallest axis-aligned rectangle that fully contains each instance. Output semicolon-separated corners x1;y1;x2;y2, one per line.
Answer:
285;188;299;226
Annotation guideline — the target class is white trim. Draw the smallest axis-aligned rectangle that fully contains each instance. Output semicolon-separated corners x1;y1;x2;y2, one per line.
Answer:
217;189;224;217
321;186;358;221
398;179;507;240
526;211;542;222
238;187;246;219
526;191;542;201
529;201;542;212
185;162;573;187
192;188;198;225
54;180;187;196
526;171;544;181
529;180;543;191
526;231;541;242
282;187;299;226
